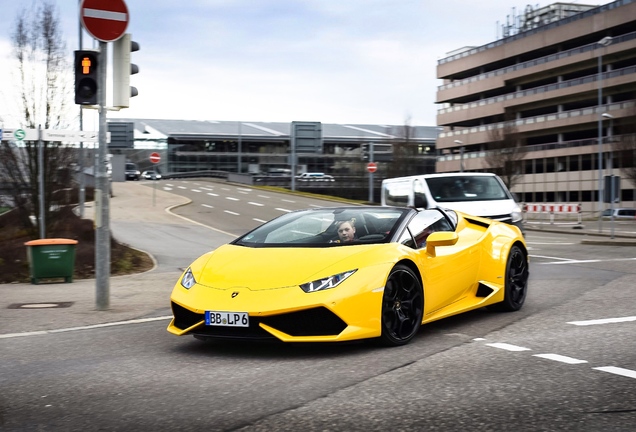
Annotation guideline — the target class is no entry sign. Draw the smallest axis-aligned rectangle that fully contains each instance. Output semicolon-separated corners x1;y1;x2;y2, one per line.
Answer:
366;162;378;173
149;152;161;164
80;0;129;42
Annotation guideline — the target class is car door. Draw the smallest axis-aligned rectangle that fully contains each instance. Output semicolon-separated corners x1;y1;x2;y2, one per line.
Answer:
402;211;479;315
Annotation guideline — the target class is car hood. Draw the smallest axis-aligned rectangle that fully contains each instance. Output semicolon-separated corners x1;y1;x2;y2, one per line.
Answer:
195;243;385;290
440;199;518;217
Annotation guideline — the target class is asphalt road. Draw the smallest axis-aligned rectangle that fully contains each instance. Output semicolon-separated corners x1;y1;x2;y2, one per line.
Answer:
1;179;634;431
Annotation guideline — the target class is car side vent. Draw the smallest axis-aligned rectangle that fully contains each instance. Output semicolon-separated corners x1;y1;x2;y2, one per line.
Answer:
476;283;494;298
464;217;490;229
261;307;347;337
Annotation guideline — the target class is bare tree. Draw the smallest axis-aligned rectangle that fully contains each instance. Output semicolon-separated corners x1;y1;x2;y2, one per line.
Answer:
0;0;74;237
483;119;527;190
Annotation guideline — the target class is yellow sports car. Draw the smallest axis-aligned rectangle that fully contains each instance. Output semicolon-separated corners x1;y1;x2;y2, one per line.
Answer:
168;206;528;346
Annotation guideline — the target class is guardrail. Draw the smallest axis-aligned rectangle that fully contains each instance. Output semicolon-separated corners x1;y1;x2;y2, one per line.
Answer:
524;203;582;225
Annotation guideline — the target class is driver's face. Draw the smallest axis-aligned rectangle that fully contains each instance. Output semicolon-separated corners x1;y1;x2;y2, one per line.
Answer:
338;222;355;242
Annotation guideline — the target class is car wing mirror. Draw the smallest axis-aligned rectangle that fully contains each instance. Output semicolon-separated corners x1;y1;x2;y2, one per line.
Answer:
426;232;459;257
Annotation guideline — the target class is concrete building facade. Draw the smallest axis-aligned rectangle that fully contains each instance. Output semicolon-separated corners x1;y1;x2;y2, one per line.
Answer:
436;0;636;214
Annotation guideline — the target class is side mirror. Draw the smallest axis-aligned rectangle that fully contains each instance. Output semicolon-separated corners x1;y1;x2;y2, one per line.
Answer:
426;232;459;257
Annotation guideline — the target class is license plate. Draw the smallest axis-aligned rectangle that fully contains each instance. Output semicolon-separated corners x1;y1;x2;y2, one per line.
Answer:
205;311;249;327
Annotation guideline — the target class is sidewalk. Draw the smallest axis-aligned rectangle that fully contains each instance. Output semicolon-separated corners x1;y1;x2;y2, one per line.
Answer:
524;219;636;246
0;182;192;336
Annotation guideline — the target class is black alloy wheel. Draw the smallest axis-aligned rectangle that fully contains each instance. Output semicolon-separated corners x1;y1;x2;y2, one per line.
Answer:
380;264;424;346
490;244;529;312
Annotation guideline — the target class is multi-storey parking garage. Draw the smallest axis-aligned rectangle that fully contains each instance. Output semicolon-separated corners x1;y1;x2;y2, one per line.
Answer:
436;0;636;214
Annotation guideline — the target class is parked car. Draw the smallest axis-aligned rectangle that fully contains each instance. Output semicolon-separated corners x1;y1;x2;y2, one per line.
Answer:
142;170;162;180
601;208;636;219
167;206;528;346
125;163;140;181
296;172;335;182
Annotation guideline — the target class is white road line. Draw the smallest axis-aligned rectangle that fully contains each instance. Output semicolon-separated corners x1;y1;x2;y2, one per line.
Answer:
207;192;219;197
309;204;323;208
529;254;573;261
225;210;240;216
533;354;588;364
282;199;295;203
248;202;264;206
202;204;213;209
593;366;636;379
540;257;636;265
237;188;252;192
567;316;636;326
238;191;248;194
200;187;213;191
258;195;270;198
253;218;267;223
275;208;292;213
0;316;173;339
191;189;202;193
526;242;576;245
226;197;239;201
178;186;187;189
163;187;173;191
486;343;531;352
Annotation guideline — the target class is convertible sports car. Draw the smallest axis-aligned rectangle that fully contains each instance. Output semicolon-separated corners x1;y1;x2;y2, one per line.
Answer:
168;206;528;346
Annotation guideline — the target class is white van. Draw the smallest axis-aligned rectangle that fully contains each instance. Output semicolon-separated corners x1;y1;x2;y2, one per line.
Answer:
381;173;524;232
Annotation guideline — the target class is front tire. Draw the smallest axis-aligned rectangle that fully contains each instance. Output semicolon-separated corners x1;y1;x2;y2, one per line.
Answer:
380;264;424;346
490;244;528;312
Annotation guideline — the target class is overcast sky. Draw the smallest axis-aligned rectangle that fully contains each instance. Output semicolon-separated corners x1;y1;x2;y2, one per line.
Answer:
0;0;613;128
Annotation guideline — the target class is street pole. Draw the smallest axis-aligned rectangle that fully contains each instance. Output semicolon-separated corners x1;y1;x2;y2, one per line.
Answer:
38;125;45;239
597;36;612;233
95;41;110;310
368;142;374;203
78;1;85;218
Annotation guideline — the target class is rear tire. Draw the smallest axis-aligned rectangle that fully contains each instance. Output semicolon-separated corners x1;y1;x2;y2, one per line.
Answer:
490;244;528;312
379;264;424;346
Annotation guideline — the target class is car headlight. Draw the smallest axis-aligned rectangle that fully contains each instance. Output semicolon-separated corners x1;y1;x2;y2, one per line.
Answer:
511;205;523;223
181;267;196;289
300;270;356;293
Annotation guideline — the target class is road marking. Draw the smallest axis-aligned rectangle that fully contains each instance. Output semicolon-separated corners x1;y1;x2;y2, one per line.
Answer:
529;254;573;261
526;242;576;245
0;316;172;339
225;210;240;216
207;192;219;197
237;188;252;192
258;195;270;198
202;204;214;209
226;197;239;201
486;343;531;352
248;202;264;206
282;199;295;203
191;189;201;193
567;316;636;326
309;204;323;208
533;354;588;364
540;257;636;265
593;366;636;379
163;187;173;191
253;218;267;223
178;186;187;189
200;187;213;191
275;208;292;213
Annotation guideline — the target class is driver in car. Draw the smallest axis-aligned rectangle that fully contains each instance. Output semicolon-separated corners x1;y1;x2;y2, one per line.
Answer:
336;219;356;243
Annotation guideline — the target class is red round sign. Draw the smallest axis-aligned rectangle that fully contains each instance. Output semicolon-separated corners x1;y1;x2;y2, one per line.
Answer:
80;0;129;42
366;162;378;173
150;152;161;164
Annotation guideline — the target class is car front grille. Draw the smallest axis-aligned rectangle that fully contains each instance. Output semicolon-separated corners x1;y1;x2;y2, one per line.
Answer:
171;302;347;341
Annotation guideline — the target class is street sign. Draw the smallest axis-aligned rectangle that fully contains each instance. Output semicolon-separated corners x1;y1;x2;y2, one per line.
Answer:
0;128;38;141
80;0;129;42
149;152;161;164
366;162;378;173
42;130;100;142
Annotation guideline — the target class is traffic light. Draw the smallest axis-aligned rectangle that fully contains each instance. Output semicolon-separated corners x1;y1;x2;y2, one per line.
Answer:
74;50;100;105
113;33;139;108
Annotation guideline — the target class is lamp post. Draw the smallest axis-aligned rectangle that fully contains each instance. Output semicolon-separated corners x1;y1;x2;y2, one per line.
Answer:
597;36;612;233
454;140;465;172
603;113;615;239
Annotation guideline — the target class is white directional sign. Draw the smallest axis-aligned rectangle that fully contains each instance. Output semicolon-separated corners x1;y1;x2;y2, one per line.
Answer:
42;129;100;142
0;128;104;142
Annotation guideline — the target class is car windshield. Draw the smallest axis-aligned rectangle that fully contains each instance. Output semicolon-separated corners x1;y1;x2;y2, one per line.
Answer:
233;207;411;247
426;176;510;203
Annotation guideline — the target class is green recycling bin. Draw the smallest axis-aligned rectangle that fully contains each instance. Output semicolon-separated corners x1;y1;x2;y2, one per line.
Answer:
24;238;78;284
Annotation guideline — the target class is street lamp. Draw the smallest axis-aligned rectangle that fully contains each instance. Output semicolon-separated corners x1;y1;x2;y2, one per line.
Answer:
603;113;615;238
454;140;465;172
597;36;612;233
